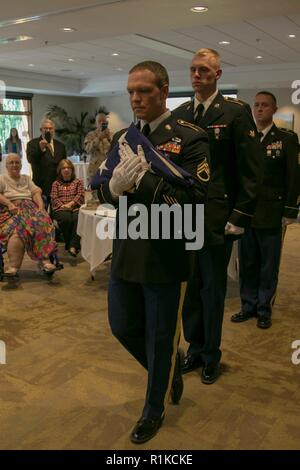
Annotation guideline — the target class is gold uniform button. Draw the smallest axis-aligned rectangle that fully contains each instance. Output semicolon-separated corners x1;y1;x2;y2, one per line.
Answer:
224;194;228;198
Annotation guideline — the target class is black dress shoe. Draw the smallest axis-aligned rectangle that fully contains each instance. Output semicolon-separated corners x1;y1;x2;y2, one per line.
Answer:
130;416;164;444
170;350;184;404
201;362;221;384
257;316;272;329
181;354;203;374
231;311;256;323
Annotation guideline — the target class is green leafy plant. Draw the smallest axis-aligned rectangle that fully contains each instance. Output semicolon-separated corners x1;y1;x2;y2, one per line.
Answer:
46;105;93;155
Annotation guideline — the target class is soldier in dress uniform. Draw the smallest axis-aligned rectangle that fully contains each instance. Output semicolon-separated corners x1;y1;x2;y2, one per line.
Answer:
173;48;263;383
97;61;210;444
231;91;300;329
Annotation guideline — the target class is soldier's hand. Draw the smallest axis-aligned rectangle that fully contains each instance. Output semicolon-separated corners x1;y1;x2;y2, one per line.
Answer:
109;155;142;198
225;222;244;235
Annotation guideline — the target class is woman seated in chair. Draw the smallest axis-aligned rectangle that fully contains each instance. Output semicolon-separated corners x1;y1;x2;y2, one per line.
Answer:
0;153;57;276
50;159;85;257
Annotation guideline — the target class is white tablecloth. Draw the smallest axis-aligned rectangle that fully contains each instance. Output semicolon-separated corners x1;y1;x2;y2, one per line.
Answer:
74;162;88;188
77;206;115;274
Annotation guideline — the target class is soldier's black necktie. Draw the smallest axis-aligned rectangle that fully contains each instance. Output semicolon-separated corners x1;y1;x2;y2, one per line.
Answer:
194;103;205;125
258;131;264;142
142;123;151;137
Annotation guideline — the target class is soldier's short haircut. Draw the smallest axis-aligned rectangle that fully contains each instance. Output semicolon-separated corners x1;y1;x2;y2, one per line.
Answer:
194;48;221;69
129;61;169;88
256;91;277;106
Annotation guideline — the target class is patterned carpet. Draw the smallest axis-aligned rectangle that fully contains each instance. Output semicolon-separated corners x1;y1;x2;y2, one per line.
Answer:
0;224;299;450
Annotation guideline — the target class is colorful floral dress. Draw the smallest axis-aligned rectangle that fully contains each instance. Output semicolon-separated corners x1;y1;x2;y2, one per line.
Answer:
0;175;56;261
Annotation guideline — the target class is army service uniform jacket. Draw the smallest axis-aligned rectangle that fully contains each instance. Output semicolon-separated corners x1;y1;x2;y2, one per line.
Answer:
173;92;264;246
251;124;299;228
98;114;210;284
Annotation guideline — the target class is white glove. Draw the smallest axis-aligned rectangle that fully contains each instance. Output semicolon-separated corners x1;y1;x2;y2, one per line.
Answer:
119;143;151;188
282;217;296;226
109;155;142;198
225;222;245;235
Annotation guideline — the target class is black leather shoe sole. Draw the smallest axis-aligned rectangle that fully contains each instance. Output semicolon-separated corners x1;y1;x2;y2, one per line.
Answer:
257;318;272;329
231;311;255;323
130;416;163;444
201;363;221;385
181;355;203;374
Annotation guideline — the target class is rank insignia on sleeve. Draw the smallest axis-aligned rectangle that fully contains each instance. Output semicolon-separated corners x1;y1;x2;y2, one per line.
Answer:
197;160;210;182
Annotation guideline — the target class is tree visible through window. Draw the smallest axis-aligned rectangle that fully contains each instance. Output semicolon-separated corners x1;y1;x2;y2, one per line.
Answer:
0;94;32;174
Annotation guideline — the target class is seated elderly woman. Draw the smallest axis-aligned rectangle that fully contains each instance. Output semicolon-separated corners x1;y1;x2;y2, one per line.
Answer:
0;153;57;276
50;159;85;257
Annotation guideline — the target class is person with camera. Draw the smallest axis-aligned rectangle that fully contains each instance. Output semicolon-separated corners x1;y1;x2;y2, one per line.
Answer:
84;113;112;182
26;118;66;205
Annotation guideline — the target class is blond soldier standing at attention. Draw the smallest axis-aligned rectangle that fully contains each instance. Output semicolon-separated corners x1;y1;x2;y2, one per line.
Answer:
173;48;263;383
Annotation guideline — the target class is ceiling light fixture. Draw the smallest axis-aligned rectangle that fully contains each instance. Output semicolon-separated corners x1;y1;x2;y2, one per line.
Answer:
256;55;263;59
190;6;208;13
219;41;230;45
68;58;74;62
0;16;41;28
288;34;296;38
112;52;119;56
28;63;34;67
61;27;76;32
0;35;33;44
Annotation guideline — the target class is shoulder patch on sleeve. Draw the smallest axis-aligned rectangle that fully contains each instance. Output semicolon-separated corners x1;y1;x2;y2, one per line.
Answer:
177;119;201;132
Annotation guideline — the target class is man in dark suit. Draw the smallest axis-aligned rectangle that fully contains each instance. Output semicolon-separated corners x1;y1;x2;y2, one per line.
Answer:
97;61;210;444
231;91;300;329
27;119;66;203
173;48;263;383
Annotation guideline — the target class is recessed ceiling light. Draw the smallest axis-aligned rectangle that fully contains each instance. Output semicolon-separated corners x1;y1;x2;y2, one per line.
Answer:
288;34;296;38
219;41;230;45
190;6;208;13
0;35;33;44
112;52;119;56
60;27;76;32
68;58;74;62
28;63;34;67
256;55;263;59
0;16;41;28
116;67;123;71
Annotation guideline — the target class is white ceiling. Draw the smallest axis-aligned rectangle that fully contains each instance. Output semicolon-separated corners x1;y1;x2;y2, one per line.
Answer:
0;0;300;96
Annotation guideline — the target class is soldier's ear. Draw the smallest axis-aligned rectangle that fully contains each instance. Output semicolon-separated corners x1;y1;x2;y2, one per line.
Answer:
216;69;222;80
161;84;169;100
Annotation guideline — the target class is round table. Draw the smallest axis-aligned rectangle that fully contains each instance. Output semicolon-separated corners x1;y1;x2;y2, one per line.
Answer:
77;205;116;276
